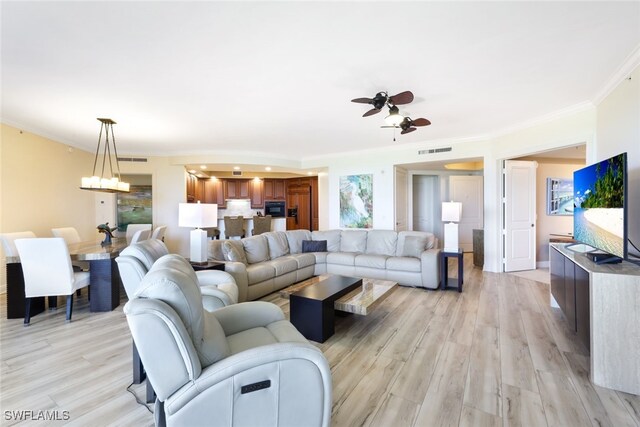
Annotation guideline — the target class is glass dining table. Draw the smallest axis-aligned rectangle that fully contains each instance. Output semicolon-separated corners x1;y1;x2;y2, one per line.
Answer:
5;237;129;318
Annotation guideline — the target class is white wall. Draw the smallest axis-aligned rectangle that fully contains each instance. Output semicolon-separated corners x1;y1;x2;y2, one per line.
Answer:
596;64;640;258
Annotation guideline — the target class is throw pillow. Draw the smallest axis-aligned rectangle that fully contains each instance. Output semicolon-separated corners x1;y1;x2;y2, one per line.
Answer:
222;241;248;265
302;239;327;253
401;235;429;258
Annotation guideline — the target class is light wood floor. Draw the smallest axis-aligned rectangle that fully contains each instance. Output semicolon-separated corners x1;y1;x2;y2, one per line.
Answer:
1;255;639;426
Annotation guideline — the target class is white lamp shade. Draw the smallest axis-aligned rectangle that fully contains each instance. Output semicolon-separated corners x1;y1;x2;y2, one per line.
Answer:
442;202;462;223
179;203;218;228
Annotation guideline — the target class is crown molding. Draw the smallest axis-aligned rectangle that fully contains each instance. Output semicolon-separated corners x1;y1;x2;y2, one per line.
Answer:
593;42;640;106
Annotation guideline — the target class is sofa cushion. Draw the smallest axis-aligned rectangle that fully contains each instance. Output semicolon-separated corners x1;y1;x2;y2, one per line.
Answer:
242;235;270;264
396;231;436;257
326;252;356;266
222;240;247;265
265;257;298;276
313;252;328;264
226;327;277;355
284;230;312;254
264;231;290;259
312;230;341;252
340;230;367;253
246;263;276;284
302;239;327;253
365;230;398;256
287;253;316;269
355;254;388;269
386;256;421;272
401;235;431;258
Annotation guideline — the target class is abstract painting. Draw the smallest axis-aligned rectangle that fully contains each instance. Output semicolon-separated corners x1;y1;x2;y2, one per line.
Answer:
117;185;153;231
340;174;373;228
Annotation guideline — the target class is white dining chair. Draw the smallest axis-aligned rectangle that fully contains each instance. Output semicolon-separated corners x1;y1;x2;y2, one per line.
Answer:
150;225;167;241
15;238;90;325
126;224;152;244
51;227;82;245
51;226;89;275
0;231;37;257
130;228;151;245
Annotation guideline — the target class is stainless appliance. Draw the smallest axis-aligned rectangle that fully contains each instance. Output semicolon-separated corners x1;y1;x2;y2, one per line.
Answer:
265;201;286;217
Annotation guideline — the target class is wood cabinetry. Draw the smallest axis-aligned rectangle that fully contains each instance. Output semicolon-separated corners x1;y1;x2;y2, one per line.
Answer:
186;173;198;202
224;179;250;200
201;178;225;207
264;179;286;201
250;179;264;208
286;177;316;231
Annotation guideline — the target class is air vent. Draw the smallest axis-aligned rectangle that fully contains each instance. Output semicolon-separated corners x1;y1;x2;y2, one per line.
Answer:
232;170;243;176
117;157;148;162
418;147;452;155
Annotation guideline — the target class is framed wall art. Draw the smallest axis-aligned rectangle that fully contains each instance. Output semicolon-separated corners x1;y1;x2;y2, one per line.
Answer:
339;174;373;228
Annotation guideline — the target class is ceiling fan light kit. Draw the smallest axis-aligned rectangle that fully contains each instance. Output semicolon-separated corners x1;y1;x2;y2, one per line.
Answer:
351;90;430;138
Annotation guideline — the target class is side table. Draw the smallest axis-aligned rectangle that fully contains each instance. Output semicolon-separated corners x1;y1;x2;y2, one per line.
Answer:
441;249;464;292
189;260;225;271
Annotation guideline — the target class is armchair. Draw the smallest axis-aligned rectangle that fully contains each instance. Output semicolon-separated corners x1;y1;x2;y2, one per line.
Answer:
125;254;331;427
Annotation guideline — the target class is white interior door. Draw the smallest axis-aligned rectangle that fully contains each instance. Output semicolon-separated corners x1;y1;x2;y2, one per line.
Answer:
504;160;537;271
413;175;438;234
394;167;408;231
449;175;484;252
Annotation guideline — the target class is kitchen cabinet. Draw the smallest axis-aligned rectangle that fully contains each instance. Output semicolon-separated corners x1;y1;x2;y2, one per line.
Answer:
264;179;286;201
311;177;319;231
202;178;225;208
286;178;312;231
186;173;197;202
250;179;264;208
224;179;250;200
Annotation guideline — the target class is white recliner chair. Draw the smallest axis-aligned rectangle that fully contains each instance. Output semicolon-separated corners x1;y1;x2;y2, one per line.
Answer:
125;254;332;427
116;239;238;309
116;239;240;402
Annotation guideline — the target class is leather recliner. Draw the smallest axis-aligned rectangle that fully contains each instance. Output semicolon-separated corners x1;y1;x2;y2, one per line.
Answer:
116;239;238;310
125;254;332;427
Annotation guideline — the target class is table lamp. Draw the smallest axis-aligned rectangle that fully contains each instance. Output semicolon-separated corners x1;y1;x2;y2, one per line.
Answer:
179;202;218;263
442;201;462;252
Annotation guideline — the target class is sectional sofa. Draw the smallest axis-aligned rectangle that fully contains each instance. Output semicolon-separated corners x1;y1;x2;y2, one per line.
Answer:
208;229;440;302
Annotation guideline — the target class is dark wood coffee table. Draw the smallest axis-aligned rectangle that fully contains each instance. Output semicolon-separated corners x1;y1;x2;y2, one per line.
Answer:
289;275;363;343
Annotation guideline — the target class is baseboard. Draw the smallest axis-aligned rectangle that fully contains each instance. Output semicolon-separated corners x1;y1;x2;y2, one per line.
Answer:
536;261;549;268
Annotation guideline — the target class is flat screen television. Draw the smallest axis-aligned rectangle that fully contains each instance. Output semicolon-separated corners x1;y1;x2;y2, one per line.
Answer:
571;152;627;262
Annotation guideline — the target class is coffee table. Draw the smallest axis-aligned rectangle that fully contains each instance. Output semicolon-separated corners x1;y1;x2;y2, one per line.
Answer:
286;275;397;343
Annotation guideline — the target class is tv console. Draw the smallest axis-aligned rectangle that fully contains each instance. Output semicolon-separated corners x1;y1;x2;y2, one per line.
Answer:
550;243;640;394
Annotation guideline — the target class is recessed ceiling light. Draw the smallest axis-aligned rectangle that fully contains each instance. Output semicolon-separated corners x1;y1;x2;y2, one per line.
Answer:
233;166;240;170
265;167;272;171
188;169;196;174
307;171;314;175
200;165;206;170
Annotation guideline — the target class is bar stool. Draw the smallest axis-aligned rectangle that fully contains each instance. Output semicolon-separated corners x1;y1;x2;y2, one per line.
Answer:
252;215;272;235
223;216;245;239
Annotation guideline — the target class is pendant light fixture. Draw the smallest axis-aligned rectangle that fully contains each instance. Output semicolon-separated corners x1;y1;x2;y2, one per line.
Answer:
80;118;130;193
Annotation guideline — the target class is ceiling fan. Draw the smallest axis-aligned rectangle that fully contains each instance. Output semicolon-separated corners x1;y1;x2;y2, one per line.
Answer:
350;90;414;117
381;116;431;135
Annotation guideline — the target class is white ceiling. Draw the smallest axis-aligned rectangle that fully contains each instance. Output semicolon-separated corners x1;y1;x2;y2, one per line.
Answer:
2;2;639;163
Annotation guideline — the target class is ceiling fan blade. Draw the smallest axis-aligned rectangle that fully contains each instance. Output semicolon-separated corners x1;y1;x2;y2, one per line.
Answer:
363;108;381;117
351;97;373;104
389;91;414;105
412;118;431;127
401;127;417;135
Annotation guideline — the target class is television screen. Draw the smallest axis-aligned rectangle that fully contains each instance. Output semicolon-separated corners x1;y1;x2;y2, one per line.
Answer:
573;152;627;258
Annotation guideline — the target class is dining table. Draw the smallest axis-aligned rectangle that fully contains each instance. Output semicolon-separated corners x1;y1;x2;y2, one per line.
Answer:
5;237;129;318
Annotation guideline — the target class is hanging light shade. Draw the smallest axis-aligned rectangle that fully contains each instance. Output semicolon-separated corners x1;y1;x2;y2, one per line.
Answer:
80;118;130;193
384;105;404;126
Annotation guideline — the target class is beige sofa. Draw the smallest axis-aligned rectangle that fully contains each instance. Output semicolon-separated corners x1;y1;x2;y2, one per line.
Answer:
208;229;440;302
